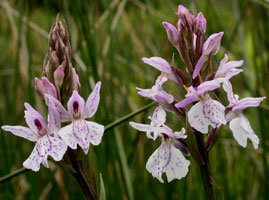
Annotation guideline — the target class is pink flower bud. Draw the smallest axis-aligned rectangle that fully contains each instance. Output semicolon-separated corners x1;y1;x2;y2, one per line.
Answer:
203;32;223;56
54;65;65;89
72;68;81;92
177;5;194;28
34;78;43;97
162;22;179;47
195;13;206;36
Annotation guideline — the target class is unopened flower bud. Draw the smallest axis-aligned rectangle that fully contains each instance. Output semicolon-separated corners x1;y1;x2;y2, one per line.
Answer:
177;5;194;30
203;32;223;56
195;13;206;36
72;68;81;92
54;64;65;89
162;22;180;47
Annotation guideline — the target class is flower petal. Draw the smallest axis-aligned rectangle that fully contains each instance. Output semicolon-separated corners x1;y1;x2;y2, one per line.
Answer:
129;122;151;132
197;80;220;96
192;54;208;79
188;99;226;134
24;103;47;134
84;81;101;119
232;97;266;111
146;140;190;183
152;105;166;124
215;54;243;79
45;94;71;122
47;97;61;133
175;95;197;108
67;91;85;119
1;125;38;142
223;81;235;104
23;135;67;171
23;145;42;171
164;144;190;182
142;57;178;82
58;123;77;150
229;114;259;149
86;121;105;146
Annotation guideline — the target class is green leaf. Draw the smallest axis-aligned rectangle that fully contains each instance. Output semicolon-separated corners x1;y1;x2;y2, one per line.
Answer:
99;173;106;200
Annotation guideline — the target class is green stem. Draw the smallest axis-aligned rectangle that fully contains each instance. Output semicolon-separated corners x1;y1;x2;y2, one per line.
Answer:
195;132;215;200
0;168;29;184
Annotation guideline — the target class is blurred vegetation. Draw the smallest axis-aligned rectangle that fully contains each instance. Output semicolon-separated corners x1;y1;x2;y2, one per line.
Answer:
0;0;268;199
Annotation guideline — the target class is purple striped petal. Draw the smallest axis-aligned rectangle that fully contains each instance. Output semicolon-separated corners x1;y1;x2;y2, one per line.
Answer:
232;97;266;111
146;140;190;183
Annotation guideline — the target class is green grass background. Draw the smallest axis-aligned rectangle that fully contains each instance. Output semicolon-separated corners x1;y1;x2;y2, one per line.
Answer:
0;0;268;199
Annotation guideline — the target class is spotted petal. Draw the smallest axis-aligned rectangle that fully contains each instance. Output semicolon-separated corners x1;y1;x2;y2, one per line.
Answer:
1;126;38;142
23;135;67;171
146;140;190;183
86;121;104;146
58;123;78;150
188;99;226;133
84;81;101;119
229;114;259;149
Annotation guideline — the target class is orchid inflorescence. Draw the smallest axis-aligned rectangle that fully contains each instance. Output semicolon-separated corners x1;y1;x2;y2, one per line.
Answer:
1;16;104;172
130;5;266;183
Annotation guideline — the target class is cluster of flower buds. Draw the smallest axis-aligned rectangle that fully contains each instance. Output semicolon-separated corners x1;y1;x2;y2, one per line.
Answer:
40;14;80;104
1;16;104;172
130;5;266;183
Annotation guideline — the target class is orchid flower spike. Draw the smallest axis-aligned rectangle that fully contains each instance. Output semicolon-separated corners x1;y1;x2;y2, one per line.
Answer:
46;81;104;154
175;80;226;133
1;103;67;171
193;32;224;79
223;81;266;149
137;73;174;105
214;54;243;82
130;115;190;182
